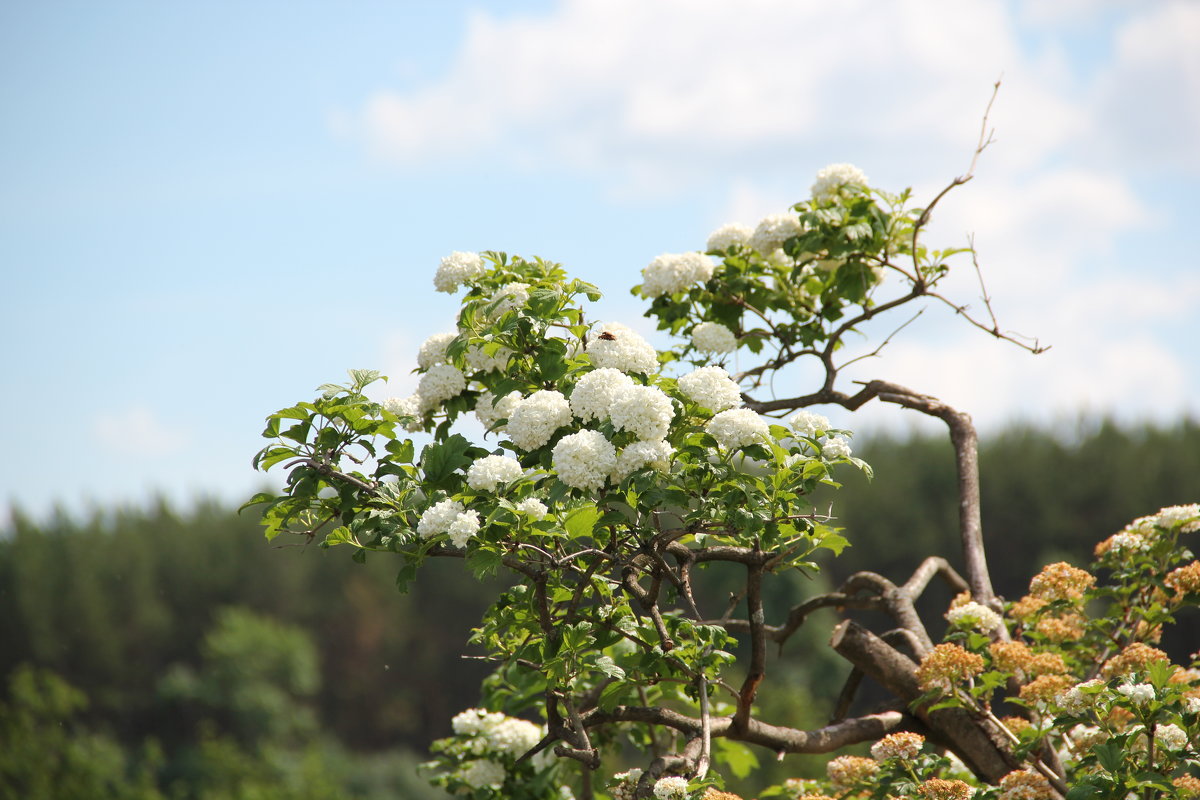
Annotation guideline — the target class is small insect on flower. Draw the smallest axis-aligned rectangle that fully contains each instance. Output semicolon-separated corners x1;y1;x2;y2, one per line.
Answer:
597;331;617;340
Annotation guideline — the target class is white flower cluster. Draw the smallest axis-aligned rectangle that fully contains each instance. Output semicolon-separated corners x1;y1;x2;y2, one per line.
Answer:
570;368;635;422
678;366;742;412
1108;531;1152;553
1116;681;1155;705
465;343;513;373
486;282;531;318
552;430;616;490
610;385;675;441
507;390;572;451
749;212;804;255
690;321;738;354
434;251;485;293
789;409;831;438
614;439;673;481
608;768;643;800
707;407;769;451
450;708;544;757
515;497;548;519
1056;679;1103;714
1150;722;1190;751
466;454;524;492
459;759;506;789
946;601;1004;633
1155;503;1200;533
1186;696;1200;715
418;499;465;539
652;776;689;800
384;395;424;432
706;222;752;252
418;332;456;369
811;163;869;203
418;501;480;548
822;436;853;460
476;390;522;431
587;322;659;374
640;252;715;297
418;363;467;407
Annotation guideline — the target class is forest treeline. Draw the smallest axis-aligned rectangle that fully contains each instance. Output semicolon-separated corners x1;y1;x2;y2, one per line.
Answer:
1;417;1197;798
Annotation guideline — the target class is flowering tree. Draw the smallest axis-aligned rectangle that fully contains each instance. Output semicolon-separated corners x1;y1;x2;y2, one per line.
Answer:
247;94;1200;799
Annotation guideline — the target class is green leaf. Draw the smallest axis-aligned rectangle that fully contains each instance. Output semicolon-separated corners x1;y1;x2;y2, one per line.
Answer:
714;738;759;779
564;506;601;540
592;655;625;680
421;434;474;485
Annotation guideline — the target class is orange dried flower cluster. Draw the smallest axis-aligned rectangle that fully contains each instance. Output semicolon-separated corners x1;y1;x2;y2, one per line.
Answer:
1034;614;1086;642
1166;561;1200;596
1028;651;1069;676
1101;642;1169;679
825;755;878;788
1019;674;1073;704
998;768;1054;800
989;641;1033;673
1174;775;1200;798
916;644;985;692
916;777;974;800
1001;715;1033;735
1009;594;1049;620
1029;561;1095;602
796;795;836;800
701;791;743;800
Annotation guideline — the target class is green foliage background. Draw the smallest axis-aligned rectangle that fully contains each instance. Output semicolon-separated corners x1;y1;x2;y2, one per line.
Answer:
1;417;1196;797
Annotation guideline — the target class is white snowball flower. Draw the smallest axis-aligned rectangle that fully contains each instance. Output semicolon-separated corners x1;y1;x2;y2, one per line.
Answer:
384;395;425;432
1117;682;1155;705
459;759;506;790
451;708;505;736
706;222;753;252
1155;503;1200;533
434;251;486;293
489;717;543;756
811;163;869;202
465;343;513;373
707;408;769;450
587;322;659;374
466;454;524;492
447;510;480;548
515;498;548;519
552;429;617;491
946;601;1004;633
789;409;831;438
417;363;466;406
613;440;673;481
652;776;689;800
749;213;804;255
641;252;715;297
570;368;635;422
507;390;572;451
1155;723;1189;751
417;332;456;369
690;321;738;354
476;390;523;431
678;366;742;412
609;384;675;441
823;436;853;459
418;499;464;539
486;282;531;318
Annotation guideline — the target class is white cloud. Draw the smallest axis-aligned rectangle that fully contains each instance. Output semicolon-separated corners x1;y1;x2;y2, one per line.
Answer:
346;0;1198;428
93;406;189;457
1090;1;1200;173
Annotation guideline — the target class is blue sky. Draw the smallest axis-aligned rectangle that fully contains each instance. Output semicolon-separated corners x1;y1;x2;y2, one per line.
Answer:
2;0;1198;521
